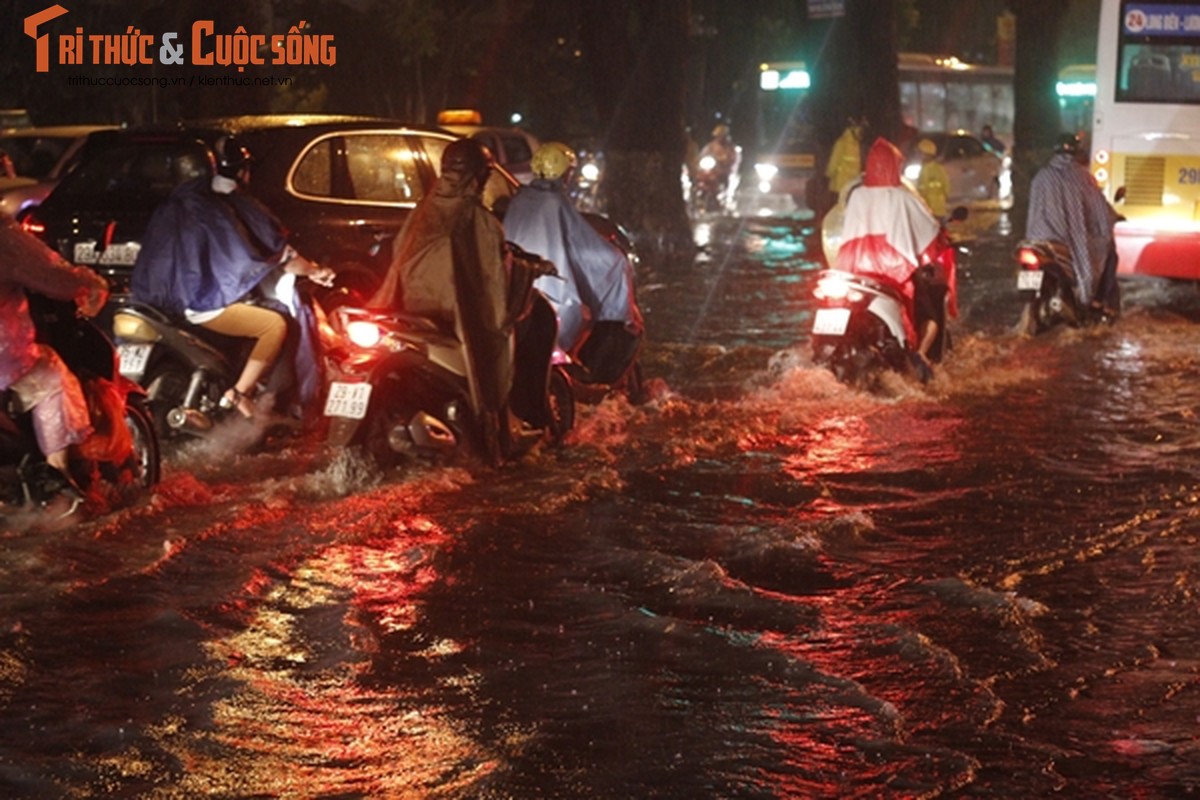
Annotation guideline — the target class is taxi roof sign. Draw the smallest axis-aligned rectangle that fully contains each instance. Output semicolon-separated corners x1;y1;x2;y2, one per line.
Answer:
437;109;482;126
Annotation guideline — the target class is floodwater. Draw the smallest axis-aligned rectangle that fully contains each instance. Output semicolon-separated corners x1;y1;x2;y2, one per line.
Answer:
5;210;1200;798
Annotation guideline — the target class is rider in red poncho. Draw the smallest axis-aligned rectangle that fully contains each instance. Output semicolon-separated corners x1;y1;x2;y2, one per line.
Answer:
835;137;958;370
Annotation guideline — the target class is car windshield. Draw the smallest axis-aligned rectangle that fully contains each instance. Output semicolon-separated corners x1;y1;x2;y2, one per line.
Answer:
51;141;211;207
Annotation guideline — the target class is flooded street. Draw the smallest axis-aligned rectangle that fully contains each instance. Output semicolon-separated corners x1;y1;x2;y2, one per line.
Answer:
5;209;1200;798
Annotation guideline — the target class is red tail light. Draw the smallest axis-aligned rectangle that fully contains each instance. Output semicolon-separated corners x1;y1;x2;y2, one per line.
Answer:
814;273;852;300
1017;248;1042;268
19;212;45;236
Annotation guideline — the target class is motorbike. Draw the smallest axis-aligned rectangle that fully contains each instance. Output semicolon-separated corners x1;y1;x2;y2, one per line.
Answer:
1014;239;1103;333
552;214;646;405
568;146;605;214
689;153;737;216
812;206;967;387
1;293;160;513
323;248;575;468
110;272;332;443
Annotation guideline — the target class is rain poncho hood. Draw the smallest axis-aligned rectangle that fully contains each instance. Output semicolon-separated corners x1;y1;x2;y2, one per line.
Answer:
1026;153;1119;306
835;138;955;340
369;170;513;415
132;176;288;316
503;178;643;352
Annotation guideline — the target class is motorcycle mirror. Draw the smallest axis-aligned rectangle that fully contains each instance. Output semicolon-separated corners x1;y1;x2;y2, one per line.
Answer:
1114;186;1126;203
949;205;969;222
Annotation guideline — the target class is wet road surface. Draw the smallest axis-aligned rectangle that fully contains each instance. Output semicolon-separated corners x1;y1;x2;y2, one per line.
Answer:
4;209;1200;798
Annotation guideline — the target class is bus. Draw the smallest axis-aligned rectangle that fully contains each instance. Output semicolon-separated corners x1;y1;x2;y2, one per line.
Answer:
747;54;1013;214
897;53;1014;145
1092;0;1200;279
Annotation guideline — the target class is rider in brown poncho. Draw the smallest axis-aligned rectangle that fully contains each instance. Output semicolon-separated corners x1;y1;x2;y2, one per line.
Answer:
369;138;522;460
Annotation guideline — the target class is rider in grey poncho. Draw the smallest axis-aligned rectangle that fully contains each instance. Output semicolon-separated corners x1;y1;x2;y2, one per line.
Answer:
504;142;643;356
1026;134;1121;312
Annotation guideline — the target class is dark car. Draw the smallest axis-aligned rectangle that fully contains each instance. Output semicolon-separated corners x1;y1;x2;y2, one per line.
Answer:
20;115;521;302
0;124;118;217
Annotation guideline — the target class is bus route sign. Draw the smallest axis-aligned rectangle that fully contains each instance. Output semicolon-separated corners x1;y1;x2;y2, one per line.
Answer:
1123;5;1200;36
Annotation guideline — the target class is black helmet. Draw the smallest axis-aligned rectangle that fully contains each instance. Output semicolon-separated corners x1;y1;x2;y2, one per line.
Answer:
214;135;252;179
441;137;493;186
1055;133;1082;155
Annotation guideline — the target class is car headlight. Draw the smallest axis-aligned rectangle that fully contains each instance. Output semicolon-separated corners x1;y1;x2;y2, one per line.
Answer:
754;162;779;181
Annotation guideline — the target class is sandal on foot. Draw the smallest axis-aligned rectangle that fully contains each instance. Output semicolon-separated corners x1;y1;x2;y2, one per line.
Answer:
219;387;255;419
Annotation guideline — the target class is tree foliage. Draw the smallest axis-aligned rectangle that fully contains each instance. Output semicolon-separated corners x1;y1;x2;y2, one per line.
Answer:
1007;0;1072;235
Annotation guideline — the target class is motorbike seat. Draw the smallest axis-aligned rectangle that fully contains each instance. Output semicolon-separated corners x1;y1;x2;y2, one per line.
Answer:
821;268;904;299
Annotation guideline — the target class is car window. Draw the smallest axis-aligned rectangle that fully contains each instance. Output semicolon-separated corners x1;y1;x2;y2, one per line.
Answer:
293;134;424;205
422;136;449;172
50;142;211;205
945;136;984;160
483;169;516;216
498;134;533;164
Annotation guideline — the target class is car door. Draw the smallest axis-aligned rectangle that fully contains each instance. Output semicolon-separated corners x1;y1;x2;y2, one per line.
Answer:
285;131;433;294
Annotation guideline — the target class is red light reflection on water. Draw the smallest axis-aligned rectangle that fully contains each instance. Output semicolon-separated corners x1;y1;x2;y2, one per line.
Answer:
155;486;504;797
746;408;965;486
781;413;879;477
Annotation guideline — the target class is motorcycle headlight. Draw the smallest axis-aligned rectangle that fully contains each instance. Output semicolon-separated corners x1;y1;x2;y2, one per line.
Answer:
698;154;717;172
903;163;922;182
580;162;600;182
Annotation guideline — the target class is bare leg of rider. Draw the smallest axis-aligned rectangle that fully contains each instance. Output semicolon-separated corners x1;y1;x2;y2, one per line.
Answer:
200;303;287;418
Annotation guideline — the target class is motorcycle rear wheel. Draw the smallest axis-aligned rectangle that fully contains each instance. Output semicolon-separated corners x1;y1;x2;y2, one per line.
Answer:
71;395;161;509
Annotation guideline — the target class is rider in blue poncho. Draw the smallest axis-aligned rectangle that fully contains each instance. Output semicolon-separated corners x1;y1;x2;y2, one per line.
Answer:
131;136;333;419
503;142;643;384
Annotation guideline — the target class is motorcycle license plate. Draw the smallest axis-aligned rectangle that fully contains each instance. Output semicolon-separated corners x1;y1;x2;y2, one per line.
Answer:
1017;270;1044;291
74;240;141;266
117;343;152;378
812;307;851;336
324;381;372;419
